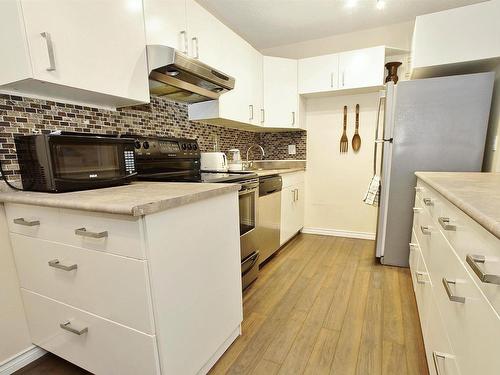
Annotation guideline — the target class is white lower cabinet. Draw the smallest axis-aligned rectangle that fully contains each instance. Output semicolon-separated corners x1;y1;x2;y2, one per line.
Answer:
4;190;242;375
280;172;305;245
411;178;500;375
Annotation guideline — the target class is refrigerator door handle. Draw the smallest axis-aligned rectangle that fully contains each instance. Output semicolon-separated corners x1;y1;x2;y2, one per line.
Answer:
373;95;386;175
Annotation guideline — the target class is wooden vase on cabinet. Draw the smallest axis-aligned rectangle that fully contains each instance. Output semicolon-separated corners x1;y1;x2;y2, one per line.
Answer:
385;62;402;84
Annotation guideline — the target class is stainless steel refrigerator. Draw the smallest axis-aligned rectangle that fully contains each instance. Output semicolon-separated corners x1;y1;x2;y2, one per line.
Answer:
374;72;494;267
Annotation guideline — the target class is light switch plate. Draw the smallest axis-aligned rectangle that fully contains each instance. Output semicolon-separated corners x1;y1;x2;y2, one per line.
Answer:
288;144;296;155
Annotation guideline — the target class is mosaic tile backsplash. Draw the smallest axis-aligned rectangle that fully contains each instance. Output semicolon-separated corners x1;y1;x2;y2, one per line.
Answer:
0;94;306;179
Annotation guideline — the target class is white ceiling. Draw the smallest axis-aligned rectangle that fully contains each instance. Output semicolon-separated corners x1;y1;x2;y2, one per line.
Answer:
196;0;487;50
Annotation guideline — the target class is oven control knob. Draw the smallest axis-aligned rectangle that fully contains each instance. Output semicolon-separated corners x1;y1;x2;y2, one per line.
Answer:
142;141;150;149
134;140;141;149
182;144;187;150
193;144;198;150
187;144;193;150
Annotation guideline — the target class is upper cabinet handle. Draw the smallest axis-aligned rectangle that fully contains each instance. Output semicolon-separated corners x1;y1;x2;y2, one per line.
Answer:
260;109;265;124
423;198;433;206
292;111;295;126
180;30;188;54
13;218;40;227
438;217;456;231
40;32;56;71
342;71;345;87
191;37;199;59
442;278;465;303
75;227;108;239
330;72;334;87
466;254;500;285
48;259;78;271
249;104;254;121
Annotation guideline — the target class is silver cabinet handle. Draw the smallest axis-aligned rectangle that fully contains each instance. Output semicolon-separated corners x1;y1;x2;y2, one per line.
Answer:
292;111;295;126
342;71;345;87
180;30;188;54
330;72;334;87
75;227;108;239
466;254;500;285
48;259;77;271
260;109;265;124
433;352;452;375
409;242;418;250
13;218;40;227
291;189;296;202
60;321;88;335
191;37;199;59
414;186;425;192
420;225;431;235
40;32;56;71
413;207;422;213
438;217;456;231
296;188;299;201
249;104;254;121
415;271;427;284
442;278;465;303
423;198;433;206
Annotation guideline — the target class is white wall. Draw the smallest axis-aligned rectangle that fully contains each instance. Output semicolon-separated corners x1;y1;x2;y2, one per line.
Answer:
304;92;380;237
0;204;31;364
261;21;414;59
483;64;500;172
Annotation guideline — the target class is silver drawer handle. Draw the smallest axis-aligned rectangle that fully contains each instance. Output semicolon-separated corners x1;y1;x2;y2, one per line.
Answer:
48;259;77;271
13;218;40;227
415;271;428;284
433;351;453;375
442;278;465;303
60;321;88;335
466;254;500;285
420;225;432;235
413;207;422;213
423;198;433;206
438;217;456;231
414;186;425;192
409;242;418;250
75;227;108;239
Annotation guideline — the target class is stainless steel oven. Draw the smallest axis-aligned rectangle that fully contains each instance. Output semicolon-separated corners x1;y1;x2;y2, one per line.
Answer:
238;178;260;289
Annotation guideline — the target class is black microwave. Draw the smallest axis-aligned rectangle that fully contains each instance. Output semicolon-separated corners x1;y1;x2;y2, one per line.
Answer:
14;133;137;193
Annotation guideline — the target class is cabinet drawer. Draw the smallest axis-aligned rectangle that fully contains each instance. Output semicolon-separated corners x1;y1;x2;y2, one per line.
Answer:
413;202;434;262
5;203;145;259
434;193;500;316
11;234;154;334
22;290;160;375
427;231;500;375
280;171;304;188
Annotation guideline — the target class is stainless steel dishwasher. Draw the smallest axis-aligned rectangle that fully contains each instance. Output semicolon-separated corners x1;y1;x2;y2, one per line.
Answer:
256;175;282;265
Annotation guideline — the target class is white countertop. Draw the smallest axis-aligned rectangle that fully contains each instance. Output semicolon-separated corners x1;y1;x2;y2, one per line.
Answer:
415;172;500;239
0;181;239;216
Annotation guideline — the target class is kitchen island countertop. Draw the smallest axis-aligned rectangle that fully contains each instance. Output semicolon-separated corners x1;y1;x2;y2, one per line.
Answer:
415;172;500;240
0;181;239;216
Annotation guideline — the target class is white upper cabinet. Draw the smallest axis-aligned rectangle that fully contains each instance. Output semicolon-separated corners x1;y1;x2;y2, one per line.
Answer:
411;1;500;79
338;46;385;89
0;0;150;107
298;53;339;94
143;0;188;54
262;56;299;128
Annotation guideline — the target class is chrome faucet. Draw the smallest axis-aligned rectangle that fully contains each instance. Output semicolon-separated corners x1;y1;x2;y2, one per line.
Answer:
246;144;265;161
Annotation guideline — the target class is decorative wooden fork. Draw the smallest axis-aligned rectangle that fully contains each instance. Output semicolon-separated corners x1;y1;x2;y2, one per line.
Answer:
340;105;348;153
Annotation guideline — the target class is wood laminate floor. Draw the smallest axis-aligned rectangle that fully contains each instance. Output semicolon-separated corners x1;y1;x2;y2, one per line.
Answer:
16;234;428;375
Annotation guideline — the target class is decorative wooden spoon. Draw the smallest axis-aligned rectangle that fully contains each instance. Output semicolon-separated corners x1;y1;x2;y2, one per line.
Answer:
352;104;361;152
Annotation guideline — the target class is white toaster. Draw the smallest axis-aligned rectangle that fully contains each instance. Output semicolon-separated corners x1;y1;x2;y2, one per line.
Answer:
200;152;228;172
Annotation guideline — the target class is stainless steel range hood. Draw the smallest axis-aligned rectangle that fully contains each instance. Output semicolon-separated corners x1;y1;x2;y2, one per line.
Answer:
146;45;235;103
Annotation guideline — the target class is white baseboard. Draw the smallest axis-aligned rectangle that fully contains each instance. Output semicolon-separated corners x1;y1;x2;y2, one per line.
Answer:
301;227;376;240
0;346;47;375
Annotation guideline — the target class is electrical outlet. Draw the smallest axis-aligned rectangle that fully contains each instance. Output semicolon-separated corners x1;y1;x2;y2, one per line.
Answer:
288;144;296;155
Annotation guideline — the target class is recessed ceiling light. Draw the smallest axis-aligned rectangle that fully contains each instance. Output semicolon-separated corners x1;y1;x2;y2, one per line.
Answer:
376;0;386;10
345;0;358;8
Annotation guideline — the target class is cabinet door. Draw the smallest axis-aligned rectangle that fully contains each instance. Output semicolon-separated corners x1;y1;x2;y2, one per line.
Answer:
293;182;305;233
263;56;298;128
249;49;263;126
20;0;149;102
338;46;385;89
143;0;188;53
280;185;297;245
298;53;339;94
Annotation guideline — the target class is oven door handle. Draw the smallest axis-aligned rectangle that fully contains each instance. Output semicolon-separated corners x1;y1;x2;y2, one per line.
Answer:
239;187;258;196
54;173;137;184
